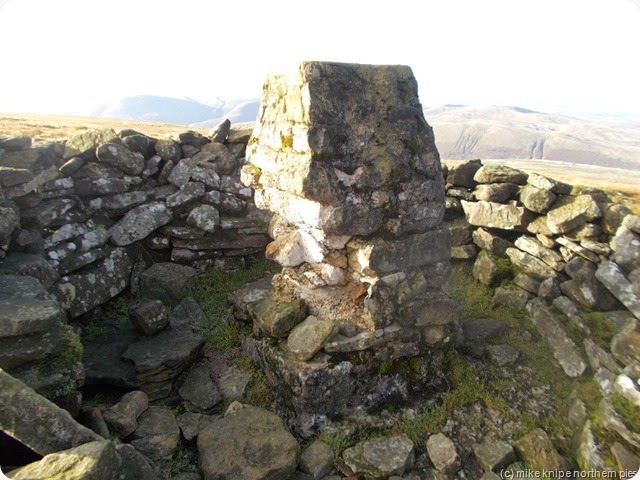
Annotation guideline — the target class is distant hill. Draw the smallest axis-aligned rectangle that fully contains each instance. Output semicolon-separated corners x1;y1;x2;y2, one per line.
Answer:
92;95;259;128
426;105;640;170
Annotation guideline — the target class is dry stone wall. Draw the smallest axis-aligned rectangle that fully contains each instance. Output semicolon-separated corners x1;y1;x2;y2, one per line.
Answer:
0;121;270;396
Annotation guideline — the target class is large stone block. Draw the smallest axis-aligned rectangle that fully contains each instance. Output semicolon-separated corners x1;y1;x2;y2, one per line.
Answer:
462;200;532;230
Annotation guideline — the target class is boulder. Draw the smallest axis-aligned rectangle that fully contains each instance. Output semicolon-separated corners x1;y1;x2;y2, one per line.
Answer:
193;142;237;175
526;298;587;377
250;297;307;338
0;369;100;455
473;164;527;184
462;200;531;230
426;433;460;474
514;428;569;470
197;403;300;480
103;390;149;438
96;143;144;175
473;251;501;287
286;315;335;361
612;227;640;274
0;135;32;151
130;407;180;462
486;344;520;366
178;365;222;412
110;202;172;246
139;262;198;306
342;434;414;478
154;139;182;162
217;366;252;402
209;118;231;143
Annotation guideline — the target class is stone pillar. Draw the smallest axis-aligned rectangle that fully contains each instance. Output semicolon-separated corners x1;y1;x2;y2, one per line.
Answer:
242;61;459;357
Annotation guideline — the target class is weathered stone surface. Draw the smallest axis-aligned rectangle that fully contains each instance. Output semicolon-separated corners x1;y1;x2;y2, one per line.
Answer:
57;247;134;318
217;366;252;402
446;159;482;188
103;390;149;438
209;118;231;143
556;236;600;263
343;434;414;478
0;322;77;371
473;251;501;287
202;190;247;215
462;200;531;230
0;166;33;187
300;439;334;479
612;227;640;274
63;128;119;160
166;181;205;207
110;202;172;246
461;318;509;358
193;142;237;175
526;298;587;377
265;229;327;267
574;420;607;471
78;406;111;439
491;286;530;311
0;204;19;255
179;365;222;412
5;440;139;480
599;397;640;448
506;247;558;281
611;442;640;474
129;299;169;336
347;226;451;276
474;164;527;184
546;194;602;234
139;262;198;306
0;369;100;455
472;227;513;255
287;315;335;361
0;252;60;289
130;406;180;462
0;135;32;151
472;440;516;473
169;297;209;331
596;261;640;320
198;403;300;480
96;142;144;175
610;317;640;365
514;428;568;470
187;204;220;233
520;185;556;213
122;326;204;395
514;236;564;271
473;183;519;202
526;172;570;193
426;433;460;474
20;198;76;229
486;344;520;366
0;275;64;337
88;191;148;213
250;297;307;338
177;412;216;442
538;277;562;300
155;139;182;162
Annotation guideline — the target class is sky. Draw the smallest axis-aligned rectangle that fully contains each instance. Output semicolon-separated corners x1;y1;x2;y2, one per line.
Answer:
0;0;639;121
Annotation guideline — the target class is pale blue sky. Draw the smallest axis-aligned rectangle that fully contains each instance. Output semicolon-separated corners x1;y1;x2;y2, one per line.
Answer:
1;0;639;120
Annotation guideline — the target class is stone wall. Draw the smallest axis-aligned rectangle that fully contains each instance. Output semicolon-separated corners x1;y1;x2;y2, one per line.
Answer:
444;159;640;468
0;122;270;396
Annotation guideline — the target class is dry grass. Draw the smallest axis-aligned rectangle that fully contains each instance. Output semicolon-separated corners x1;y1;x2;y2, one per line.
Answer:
0;112;210;143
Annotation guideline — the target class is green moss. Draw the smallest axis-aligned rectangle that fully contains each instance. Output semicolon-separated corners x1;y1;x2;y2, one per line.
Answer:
404;135;426;154
39;329;83;375
610;394;640;432
318;431;355;463
244;368;274;410
494;254;519;285
280;134;294;149
192;257;278;350
376;356;422;377
581;311;616;349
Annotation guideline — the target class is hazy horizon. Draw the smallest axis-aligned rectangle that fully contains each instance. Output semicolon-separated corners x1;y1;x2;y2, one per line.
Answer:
1;0;639;122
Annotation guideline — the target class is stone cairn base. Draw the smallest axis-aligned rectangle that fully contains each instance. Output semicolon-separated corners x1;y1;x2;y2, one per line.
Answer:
240;61;461;435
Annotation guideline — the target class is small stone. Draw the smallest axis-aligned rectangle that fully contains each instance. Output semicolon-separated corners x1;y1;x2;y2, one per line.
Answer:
96;142;144;175
287;315;335;361
300;439;334;479
474;165;527;184
486;345;520;366
187;204;220;233
472;440;515;472
473;251;501;287
472;228;513;255
139;262;198;306
446;159;482;188
209;118;231;143
218;366;252;402
166;181;205;207
343;434;414;478
473;183;519;202
155;138;182;162
109;202;172;246
129;299;169;336
103;390;149;437
491;286;531;310
426;433;460;474
520;185;556;213
249;297;307;338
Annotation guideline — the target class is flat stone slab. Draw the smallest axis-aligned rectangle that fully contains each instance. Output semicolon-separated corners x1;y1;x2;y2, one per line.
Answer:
0;275;64;338
0;369;101;455
526;298;587;377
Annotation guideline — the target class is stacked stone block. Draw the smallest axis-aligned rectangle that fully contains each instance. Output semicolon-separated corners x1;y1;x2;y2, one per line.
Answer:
243;62;459;356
